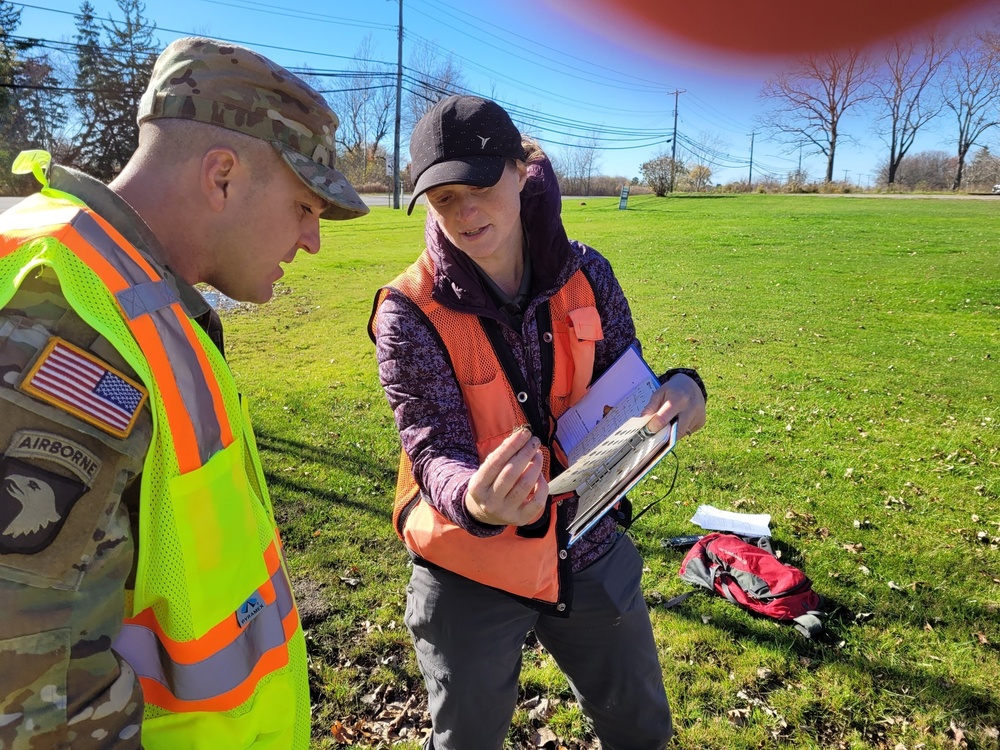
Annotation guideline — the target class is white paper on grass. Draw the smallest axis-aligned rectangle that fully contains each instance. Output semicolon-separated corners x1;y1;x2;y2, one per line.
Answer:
689;504;772;537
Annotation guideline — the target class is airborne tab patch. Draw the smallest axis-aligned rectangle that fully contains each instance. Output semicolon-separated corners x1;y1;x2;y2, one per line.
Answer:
7;430;102;485
18;338;148;439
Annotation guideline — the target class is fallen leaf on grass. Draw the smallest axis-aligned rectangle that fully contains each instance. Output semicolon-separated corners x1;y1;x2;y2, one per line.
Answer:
533;727;559;747
843;543;865;554
948;720;967;747
528;698;551;722
339;576;361;587
785;510;816;523
331;720;352;744
974;632;991;645
727;707;750;726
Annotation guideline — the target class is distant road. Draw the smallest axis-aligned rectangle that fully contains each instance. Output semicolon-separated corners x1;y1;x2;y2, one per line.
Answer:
0;195;398;213
2;192;994;215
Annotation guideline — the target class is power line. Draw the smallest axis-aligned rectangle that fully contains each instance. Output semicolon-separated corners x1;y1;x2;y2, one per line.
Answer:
412;0;670;90
407;0;671;94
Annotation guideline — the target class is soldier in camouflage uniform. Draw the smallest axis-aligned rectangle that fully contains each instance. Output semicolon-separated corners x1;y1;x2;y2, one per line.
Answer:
0;37;367;749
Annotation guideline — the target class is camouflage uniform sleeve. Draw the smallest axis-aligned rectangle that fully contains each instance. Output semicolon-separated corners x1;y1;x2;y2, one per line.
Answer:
0;266;150;749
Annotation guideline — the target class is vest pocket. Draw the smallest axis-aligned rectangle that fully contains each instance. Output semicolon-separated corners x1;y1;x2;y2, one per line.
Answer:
168;438;269;638
552;306;603;405
460;372;516;460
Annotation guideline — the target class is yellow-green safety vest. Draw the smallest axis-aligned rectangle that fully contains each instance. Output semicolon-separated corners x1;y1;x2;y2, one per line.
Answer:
0;152;310;748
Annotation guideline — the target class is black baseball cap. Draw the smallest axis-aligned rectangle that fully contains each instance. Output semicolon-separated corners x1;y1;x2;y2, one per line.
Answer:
407;95;526;214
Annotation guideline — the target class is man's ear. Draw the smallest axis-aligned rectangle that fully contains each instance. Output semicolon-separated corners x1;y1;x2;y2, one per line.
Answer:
201;147;239;213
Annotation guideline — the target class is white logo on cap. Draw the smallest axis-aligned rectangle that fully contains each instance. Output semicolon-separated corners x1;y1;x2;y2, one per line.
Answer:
478;135;491;149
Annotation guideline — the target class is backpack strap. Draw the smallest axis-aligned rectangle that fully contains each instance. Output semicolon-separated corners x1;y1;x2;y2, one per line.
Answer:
792;613;824;639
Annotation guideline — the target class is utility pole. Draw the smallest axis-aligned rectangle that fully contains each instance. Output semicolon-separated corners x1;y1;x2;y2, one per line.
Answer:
748;132;755;187
392;0;403;209
668;89;684;193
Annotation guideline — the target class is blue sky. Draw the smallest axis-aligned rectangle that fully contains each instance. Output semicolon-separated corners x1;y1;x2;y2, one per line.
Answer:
10;0;994;186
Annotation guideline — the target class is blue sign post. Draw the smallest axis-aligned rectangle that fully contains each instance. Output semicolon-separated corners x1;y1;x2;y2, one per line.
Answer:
618;184;630;210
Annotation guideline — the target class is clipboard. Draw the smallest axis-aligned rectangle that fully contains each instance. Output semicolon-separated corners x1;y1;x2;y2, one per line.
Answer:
562;419;678;547
545;345;680;547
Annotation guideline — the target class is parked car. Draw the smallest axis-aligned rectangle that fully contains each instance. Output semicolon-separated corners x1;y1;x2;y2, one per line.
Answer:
993;184;1000;194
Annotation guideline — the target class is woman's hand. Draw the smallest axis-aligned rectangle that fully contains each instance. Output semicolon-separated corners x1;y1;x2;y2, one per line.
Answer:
641;373;707;439
464;428;549;527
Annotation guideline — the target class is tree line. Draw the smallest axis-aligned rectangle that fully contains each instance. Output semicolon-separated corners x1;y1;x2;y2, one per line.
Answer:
0;0;156;194
642;23;1000;195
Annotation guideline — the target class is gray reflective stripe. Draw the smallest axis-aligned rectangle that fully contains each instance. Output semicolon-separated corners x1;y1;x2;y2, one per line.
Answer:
70;209;225;463
116;281;177;320
115;567;296;703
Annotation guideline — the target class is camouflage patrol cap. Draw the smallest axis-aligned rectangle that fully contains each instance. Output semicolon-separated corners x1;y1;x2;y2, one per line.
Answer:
138;36;368;220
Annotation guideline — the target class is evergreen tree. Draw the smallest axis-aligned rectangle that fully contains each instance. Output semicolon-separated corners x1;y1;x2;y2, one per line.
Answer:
13;54;67;153
0;0;28;192
71;1;107;170
0;1;21;124
73;0;157;180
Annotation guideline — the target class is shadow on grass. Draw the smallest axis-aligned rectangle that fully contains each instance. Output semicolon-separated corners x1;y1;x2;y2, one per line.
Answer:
253;429;400;551
663;603;1000;723
667;194;740;200
651;540;1000;734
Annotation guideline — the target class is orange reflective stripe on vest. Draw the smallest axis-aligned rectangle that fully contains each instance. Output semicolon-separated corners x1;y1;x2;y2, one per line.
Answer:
371;249;600;608
0;198;233;470
115;541;297;711
1;196;296;714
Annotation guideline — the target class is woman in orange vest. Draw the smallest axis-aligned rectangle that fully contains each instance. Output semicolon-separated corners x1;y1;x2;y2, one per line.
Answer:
371;96;707;750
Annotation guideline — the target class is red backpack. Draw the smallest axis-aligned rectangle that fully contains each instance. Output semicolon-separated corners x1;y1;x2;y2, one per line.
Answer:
678;532;824;638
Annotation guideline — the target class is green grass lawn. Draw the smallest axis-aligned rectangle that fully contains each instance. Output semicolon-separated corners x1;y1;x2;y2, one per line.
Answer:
221;194;999;749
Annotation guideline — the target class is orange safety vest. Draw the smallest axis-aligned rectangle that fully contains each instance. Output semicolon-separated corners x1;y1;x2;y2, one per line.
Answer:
0;192;309;748
370;249;602;612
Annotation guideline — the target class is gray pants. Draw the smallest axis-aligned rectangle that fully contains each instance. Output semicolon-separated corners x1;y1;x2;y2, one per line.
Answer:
405;533;673;750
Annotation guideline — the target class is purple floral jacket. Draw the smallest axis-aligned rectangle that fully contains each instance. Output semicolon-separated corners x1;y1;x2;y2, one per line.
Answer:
374;156;640;571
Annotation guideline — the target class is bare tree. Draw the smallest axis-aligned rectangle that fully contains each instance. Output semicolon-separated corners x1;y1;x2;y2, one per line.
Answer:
324;35;395;187
404;40;466;131
877;150;954;190
760;49;876;182
558;134;602;196
940;30;1000;189
685;164;713;191
873;30;953;186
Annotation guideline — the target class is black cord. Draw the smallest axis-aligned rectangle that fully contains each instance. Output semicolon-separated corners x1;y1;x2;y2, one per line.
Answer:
627;449;680;528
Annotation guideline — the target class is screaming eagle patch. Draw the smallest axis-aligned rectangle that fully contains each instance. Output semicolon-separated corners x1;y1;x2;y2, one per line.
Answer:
0;455;87;555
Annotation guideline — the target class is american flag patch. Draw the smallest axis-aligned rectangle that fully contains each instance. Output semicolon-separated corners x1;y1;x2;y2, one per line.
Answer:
19;338;148;439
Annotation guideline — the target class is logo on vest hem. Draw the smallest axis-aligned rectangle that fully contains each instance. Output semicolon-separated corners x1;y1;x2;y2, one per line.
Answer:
236;591;266;628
